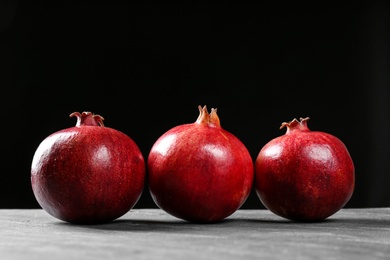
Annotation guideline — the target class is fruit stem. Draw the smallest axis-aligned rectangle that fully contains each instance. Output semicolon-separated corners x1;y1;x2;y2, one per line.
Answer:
70;111;105;127
280;117;310;134
195;105;221;127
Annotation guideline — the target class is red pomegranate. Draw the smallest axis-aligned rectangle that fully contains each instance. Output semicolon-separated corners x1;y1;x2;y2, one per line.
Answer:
31;111;145;224
147;105;254;223
255;117;355;222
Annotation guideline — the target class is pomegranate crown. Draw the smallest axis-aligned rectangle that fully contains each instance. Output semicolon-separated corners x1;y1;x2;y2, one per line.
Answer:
195;105;220;127
70;111;105;127
280;117;310;134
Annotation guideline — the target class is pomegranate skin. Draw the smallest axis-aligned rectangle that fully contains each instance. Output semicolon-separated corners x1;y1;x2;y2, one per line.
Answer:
147;106;254;223
31;112;145;224
255;117;355;222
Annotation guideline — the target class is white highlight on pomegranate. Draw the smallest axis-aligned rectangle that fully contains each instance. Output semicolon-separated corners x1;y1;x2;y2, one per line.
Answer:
153;134;176;156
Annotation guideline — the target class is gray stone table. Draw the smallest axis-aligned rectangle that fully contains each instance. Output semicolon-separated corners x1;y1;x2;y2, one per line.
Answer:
1;208;389;260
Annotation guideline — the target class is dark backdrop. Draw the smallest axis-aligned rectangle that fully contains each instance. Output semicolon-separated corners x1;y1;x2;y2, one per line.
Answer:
1;0;389;209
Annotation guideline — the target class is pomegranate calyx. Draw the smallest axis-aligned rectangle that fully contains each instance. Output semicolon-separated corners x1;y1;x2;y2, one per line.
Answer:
280;117;310;134
70;111;105;127
195;105;221;127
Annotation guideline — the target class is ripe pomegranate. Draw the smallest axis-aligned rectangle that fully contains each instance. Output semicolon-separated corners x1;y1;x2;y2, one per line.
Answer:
31;111;145;224
255;117;355;222
147;105;254;223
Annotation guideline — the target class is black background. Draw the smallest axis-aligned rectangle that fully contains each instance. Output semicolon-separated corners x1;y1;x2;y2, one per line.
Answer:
1;0;389;209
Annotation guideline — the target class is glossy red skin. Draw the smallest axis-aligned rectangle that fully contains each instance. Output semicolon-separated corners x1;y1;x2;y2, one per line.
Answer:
147;123;254;223
255;127;355;222
31;126;145;224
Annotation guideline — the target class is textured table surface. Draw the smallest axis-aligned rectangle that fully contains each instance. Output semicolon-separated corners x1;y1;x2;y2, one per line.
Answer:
1;208;389;260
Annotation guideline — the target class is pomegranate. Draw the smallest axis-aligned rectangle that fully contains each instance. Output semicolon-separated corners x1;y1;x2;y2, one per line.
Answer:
31;111;145;224
255;117;355;222
147;105;254;223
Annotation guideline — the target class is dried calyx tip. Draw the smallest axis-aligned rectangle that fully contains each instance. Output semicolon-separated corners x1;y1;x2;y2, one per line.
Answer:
280;117;310;132
196;105;220;126
70;111;105;127
209;107;220;125
198;105;207;113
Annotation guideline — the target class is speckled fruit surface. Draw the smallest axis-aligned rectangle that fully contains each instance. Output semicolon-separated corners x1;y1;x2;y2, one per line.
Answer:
31;112;145;224
147;106;254;223
255;117;355;222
